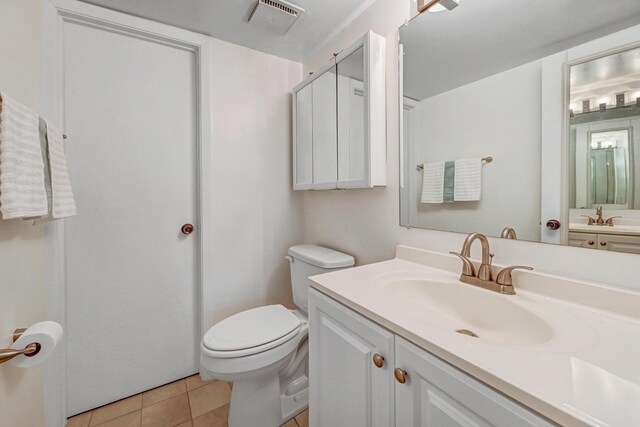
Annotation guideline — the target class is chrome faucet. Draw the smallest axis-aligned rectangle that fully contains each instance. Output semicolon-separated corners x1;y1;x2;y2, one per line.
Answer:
450;232;533;295
582;206;620;226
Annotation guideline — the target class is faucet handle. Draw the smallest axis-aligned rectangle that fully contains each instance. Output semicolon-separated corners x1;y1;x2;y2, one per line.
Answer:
580;215;595;225
605;216;621;226
496;266;533;286
449;252;476;277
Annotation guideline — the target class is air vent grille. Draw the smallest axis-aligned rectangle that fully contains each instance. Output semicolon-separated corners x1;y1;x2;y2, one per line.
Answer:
261;0;298;17
248;0;305;35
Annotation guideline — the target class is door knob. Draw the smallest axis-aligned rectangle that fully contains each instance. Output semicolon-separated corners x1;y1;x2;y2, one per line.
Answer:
546;219;561;230
394;368;408;384
372;354;385;368
181;224;194;235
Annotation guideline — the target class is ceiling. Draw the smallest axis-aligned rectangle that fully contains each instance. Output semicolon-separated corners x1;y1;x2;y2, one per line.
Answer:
570;48;640;105
79;0;378;62
401;0;640;101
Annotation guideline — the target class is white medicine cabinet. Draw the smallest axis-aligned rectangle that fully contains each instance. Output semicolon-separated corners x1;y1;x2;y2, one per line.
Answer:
292;31;386;190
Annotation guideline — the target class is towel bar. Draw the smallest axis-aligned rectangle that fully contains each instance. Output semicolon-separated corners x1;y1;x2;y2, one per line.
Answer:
417;156;492;171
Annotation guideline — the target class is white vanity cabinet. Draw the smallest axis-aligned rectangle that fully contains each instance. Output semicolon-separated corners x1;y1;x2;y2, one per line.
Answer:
292;31;386;190
568;232;598;249
309;289;395;427
394;337;554;427
569;232;640;254
309;289;554;427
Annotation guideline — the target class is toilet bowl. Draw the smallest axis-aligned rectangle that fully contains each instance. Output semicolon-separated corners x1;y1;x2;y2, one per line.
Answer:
200;244;354;427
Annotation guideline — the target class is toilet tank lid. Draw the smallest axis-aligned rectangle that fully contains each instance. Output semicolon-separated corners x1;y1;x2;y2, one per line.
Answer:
288;244;355;269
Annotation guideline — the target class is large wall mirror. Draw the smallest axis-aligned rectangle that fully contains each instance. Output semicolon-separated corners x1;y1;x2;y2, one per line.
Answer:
400;0;640;254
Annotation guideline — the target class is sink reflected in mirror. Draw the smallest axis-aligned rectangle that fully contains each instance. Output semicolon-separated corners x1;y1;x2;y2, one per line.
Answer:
384;279;554;347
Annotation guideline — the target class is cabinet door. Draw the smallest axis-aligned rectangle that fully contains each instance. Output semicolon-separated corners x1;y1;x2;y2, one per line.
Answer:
336;32;386;189
568;232;598;249
311;67;338;189
337;47;367;187
597;233;640;254
395;337;554;427
309;289;395;427
293;83;313;189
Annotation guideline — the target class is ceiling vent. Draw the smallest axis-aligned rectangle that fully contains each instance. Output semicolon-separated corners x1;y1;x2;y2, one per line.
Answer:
248;0;305;35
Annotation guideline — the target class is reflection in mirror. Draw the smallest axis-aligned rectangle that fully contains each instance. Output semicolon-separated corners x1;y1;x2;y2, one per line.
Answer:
312;66;338;186
337;47;365;183
568;47;640;253
589;130;631;207
400;0;640;253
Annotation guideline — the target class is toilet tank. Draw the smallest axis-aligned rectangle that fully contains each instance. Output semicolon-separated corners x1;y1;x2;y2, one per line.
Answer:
287;244;354;313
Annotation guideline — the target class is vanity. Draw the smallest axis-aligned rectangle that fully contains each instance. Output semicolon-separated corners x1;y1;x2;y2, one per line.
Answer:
568;211;640;253
307;244;640;427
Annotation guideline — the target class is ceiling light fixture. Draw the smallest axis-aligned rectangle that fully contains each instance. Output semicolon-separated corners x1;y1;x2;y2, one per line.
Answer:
418;0;460;14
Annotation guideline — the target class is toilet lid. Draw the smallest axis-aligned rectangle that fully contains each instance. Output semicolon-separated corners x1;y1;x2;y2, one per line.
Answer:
203;305;301;352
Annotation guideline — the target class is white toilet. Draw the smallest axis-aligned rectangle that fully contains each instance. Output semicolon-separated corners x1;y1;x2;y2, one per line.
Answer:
200;244;354;427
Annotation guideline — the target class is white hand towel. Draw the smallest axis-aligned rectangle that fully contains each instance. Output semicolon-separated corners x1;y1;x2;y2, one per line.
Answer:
0;92;48;219
454;158;482;201
420;161;445;204
45;122;76;218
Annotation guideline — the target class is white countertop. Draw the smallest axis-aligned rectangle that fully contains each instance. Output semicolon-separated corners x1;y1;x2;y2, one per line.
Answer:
569;223;640;236
308;245;640;427
570;217;640;236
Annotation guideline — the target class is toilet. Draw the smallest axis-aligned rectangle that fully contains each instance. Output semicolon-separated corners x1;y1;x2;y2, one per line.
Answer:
200;244;355;427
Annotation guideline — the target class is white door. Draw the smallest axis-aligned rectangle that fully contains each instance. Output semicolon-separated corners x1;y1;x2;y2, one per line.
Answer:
309;289;395;427
62;15;200;415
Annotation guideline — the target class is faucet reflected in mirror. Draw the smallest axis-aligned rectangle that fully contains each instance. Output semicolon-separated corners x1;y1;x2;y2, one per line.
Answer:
581;206;621;226
450;233;533;295
501;227;517;239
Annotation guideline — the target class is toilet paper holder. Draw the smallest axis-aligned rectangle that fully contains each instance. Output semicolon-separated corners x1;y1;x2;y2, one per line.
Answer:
0;328;41;365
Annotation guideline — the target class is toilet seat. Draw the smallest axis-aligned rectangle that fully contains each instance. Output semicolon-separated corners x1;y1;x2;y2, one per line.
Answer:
203;305;302;358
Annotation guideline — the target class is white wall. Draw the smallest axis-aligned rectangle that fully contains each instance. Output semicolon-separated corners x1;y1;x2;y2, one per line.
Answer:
302;0;640;291
207;38;303;325
0;1;46;426
412;60;542;241
1;3;303;424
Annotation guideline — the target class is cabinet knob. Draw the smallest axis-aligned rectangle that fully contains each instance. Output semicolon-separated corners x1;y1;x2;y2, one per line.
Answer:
394;368;408;384
587;240;595;246
600;241;607;247
372;354;385;368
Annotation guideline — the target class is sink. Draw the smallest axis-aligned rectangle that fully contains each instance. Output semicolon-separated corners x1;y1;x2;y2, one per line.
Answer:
384;279;554;346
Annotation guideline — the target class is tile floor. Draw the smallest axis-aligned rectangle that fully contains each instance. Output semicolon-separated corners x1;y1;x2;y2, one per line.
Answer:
65;375;309;427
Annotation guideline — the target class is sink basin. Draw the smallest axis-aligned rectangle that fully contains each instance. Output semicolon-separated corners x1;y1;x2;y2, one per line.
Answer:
384;279;554;346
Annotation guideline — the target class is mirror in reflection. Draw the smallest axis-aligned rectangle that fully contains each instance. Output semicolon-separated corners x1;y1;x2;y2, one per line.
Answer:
568;47;640;252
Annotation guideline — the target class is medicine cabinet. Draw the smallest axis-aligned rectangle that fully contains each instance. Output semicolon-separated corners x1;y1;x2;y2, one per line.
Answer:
292;31;386;190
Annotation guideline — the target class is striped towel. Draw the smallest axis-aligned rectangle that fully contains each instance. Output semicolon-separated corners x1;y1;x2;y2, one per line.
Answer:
420;161;445;204
46;121;76;218
0;92;48;219
454;158;482;201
